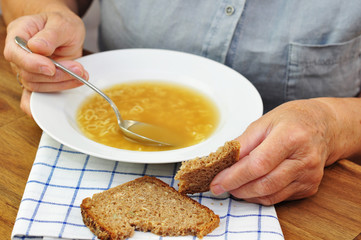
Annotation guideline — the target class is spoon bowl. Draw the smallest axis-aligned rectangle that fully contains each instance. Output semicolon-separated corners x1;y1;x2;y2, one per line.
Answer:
15;36;172;146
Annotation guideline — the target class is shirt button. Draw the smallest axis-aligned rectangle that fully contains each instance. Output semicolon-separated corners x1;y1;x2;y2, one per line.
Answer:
225;6;235;16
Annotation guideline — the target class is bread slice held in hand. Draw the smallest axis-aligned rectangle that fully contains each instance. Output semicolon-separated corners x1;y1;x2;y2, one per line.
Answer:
175;140;241;194
80;176;219;240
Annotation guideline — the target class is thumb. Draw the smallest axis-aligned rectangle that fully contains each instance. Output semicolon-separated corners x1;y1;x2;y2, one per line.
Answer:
27;27;61;56
27;14;84;57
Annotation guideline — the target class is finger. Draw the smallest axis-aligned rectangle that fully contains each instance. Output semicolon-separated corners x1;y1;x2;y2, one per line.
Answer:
243;186;295;206
20;88;33;117
23;78;85;93
5;15;83;76
228;159;304;199
28;13;83;57
211;124;299;195
20;60;88;83
4;17;57;76
5;34;56;76
243;180;319;206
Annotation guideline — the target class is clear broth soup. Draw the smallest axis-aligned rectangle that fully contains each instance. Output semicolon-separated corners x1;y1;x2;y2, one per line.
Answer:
76;81;219;151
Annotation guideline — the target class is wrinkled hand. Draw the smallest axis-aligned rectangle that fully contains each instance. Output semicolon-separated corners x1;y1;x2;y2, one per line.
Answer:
3;11;89;116
210;99;339;205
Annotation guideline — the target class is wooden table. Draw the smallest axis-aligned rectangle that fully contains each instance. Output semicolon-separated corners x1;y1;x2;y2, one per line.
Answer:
0;17;360;240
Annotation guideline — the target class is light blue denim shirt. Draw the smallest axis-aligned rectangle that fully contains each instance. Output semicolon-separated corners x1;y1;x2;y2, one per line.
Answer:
98;0;361;112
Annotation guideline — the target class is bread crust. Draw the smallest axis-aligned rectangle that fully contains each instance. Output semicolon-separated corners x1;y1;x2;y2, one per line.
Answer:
175;140;241;194
80;176;219;239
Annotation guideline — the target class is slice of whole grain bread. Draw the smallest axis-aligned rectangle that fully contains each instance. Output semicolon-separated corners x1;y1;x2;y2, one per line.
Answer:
175;140;240;194
80;176;219;240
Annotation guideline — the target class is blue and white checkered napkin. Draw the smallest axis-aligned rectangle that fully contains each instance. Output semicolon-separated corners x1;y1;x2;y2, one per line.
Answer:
12;132;284;240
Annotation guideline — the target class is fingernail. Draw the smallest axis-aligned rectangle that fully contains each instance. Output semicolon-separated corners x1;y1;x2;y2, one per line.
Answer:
40;66;55;76
71;66;83;77
211;184;226;196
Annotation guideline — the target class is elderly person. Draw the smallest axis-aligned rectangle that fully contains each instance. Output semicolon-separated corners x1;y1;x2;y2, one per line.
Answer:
2;0;361;205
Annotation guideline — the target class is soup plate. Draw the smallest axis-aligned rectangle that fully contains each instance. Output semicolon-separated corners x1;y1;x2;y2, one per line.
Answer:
30;49;263;163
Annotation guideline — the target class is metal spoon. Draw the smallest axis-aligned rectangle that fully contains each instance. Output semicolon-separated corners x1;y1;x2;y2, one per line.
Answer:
15;36;172;146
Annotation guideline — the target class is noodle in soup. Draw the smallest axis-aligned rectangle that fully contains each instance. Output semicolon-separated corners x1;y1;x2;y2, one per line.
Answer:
76;81;219;151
